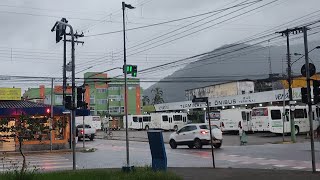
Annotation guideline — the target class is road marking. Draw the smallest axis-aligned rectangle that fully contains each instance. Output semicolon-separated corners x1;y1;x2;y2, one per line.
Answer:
292;166;306;169
239;161;252;164
258;162;271;165
254;158;265;160
273;165;288;167
228;155;240;157
228;160;240;162
316;169;320;172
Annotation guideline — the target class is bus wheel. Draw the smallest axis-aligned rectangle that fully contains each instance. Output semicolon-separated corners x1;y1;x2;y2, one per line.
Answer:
174;125;178;131
295;126;299;135
145;125;149;130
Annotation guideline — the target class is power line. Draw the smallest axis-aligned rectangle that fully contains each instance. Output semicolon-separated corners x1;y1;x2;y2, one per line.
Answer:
76;0;262;70
84;0;261;37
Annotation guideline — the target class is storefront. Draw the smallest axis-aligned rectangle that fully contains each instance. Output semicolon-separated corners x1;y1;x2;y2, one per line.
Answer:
0;100;70;151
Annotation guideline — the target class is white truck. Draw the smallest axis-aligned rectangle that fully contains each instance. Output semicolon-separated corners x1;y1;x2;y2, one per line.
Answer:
76;124;96;141
75;116;102;130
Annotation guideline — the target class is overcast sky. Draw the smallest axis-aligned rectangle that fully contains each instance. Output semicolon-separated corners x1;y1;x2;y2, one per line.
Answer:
0;0;319;90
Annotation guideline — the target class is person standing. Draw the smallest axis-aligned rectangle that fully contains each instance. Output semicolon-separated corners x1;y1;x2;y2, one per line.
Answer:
75;127;79;144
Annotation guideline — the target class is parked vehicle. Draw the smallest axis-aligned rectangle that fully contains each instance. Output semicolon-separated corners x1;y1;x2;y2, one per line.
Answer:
220;109;252;132
123;115;152;130
251;105;320;134
150;112;188;131
204;110;222;130
75;116;101;130
77;124;96;141
169;123;223;149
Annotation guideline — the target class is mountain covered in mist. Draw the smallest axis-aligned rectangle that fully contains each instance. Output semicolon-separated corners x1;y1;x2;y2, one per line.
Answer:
143;41;320;102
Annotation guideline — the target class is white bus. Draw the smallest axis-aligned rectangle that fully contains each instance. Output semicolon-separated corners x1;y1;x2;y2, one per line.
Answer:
204;110;222;129
220;109;252;132
150;112;188;131
251;105;320;134
123;115;152;130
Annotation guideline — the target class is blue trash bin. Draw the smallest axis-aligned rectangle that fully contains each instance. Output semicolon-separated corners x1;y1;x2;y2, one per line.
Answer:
147;130;167;171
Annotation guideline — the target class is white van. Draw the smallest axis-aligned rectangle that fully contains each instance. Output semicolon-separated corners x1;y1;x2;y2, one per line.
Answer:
150;112;188;131
252;105;319;134
220;109;252;132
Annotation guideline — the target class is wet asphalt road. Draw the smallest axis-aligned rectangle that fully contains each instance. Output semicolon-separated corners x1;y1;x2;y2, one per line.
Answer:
73;139;320;171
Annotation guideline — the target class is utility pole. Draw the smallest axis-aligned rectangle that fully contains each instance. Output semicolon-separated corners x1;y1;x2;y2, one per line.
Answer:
276;29;296;142
302;26;316;173
52;20;76;170
50;78;54;152
82;86;85;149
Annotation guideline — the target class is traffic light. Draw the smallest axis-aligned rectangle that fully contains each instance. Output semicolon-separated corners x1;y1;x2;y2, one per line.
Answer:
45;108;51;117
55;24;63;43
77;87;86;108
301;87;308;104
65;96;72;110
313;80;320;104
132;65;137;77
84;103;88;109
123;65;133;74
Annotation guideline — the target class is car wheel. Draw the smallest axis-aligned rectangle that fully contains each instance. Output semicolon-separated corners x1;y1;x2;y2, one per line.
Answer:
187;144;194;149
169;139;177;149
213;143;222;149
295;126;299;135
89;134;94;141
174;125;178;131
145;125;149;130
194;138;202;149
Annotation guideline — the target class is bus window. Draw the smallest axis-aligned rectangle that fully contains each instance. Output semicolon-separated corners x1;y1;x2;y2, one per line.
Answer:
162;115;168;122
271;110;281;120
241;111;246;121
138;117;143;122
133;117;138;122
294;109;305;118
183;117;186;122
143;116;151;122
173;115;182;121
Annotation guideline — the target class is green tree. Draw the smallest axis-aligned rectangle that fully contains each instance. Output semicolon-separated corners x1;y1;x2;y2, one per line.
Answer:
151;87;164;104
142;95;150;106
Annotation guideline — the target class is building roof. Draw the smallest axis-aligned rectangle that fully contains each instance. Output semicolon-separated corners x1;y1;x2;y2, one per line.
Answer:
0;100;49;109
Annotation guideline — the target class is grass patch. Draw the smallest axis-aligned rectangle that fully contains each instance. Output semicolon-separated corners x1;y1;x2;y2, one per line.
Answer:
0;167;182;180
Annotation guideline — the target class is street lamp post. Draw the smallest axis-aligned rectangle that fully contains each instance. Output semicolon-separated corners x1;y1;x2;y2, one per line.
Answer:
122;1;135;172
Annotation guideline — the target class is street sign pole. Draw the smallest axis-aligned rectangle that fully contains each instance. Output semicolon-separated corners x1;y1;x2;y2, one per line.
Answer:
192;96;215;168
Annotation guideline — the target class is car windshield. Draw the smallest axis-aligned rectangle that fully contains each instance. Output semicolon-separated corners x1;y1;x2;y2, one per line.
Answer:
199;125;219;130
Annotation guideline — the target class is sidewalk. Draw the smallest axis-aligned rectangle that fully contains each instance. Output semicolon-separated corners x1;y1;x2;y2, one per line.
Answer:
169;167;319;180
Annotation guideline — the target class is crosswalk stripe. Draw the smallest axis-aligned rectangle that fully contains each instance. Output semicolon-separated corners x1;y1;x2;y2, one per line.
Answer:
3;158;69;162
0;154;74;172
0;161;72;167
292;166;306;169
273;165;288;167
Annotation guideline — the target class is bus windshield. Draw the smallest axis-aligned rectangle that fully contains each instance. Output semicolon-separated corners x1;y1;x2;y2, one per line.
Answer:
206;111;220;121
252;108;268;116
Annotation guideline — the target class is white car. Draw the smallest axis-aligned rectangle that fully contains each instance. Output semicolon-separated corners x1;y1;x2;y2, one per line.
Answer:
169;123;223;149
